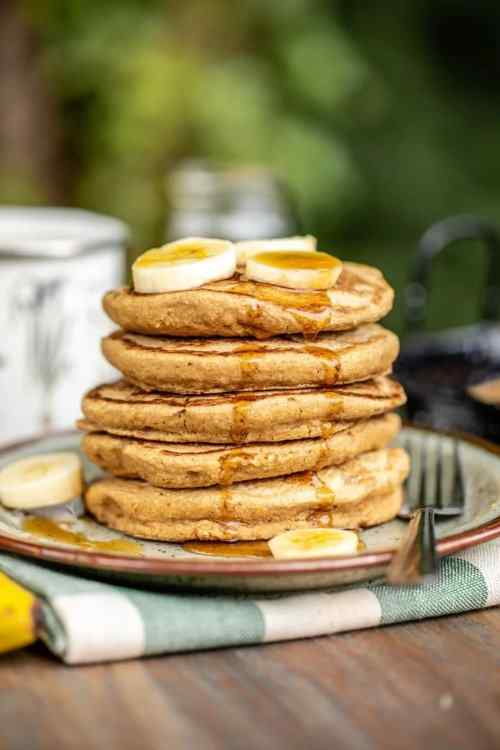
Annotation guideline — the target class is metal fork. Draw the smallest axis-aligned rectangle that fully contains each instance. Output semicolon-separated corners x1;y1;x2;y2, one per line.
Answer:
386;436;465;584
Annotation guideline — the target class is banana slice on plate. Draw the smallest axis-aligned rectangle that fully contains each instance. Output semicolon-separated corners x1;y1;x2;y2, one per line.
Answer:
246;250;342;290
236;235;317;268
269;528;359;559
0;453;83;510
132;237;236;293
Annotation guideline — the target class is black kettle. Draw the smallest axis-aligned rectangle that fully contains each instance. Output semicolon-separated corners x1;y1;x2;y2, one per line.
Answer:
395;215;500;441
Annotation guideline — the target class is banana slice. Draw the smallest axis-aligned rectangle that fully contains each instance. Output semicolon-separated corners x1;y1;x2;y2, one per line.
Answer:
236;235;317;268
269;528;359;559
133;237;236;293
0;453;83;510
246;250;342;290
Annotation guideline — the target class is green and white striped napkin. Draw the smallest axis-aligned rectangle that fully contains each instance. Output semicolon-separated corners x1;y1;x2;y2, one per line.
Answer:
1;542;499;665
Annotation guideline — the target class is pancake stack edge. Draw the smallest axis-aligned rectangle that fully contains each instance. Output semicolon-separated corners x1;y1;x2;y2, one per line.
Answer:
79;260;409;543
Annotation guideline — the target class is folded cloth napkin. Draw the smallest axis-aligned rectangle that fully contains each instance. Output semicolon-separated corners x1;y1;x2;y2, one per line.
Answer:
1;541;499;665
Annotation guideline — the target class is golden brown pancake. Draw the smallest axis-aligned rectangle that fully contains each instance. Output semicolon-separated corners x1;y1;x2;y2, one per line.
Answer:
85;448;409;541
102;323;399;394
102;262;393;339
79;376;405;444
81;413;401;489
86;487;404;542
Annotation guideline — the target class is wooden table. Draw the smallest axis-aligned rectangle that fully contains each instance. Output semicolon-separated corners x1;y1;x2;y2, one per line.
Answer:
2;609;499;750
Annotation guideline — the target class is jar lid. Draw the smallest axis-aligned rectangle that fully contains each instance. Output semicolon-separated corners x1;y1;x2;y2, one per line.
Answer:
0;207;129;259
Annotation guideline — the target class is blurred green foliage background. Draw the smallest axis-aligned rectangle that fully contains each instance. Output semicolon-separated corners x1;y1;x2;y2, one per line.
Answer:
2;0;500;333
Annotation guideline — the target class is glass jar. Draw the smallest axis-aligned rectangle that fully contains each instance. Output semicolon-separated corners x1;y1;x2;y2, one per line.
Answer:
165;161;299;242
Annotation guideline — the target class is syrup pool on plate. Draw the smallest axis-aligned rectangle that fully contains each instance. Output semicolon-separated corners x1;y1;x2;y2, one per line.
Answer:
23;516;142;556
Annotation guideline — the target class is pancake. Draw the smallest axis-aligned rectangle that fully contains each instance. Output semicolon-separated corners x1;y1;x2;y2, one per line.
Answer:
85;487;403;542
102;262;393;339
79;375;406;444
85;448;409;541
102;323;399;394
103;263;394;338
81;413;401;489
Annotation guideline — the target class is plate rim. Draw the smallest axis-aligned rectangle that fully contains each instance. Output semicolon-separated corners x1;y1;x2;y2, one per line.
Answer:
1;423;500;579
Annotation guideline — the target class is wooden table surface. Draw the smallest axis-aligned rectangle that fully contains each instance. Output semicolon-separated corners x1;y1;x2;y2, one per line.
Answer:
2;609;500;750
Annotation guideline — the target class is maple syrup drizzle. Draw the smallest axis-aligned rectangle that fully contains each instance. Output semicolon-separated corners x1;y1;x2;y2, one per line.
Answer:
183;536;362;558
314;481;336;508
225;279;332;310
182;541;272;558
313;476;365;554
23;517;142;556
289;310;331;338
219;448;249;485
322;391;344;418
231;400;251;442
231;341;341;388
234;344;267;384
294;470;316;485
320;423;336;440
318;431;334;468
231;342;341;386
229;393;259;442
244;300;268;340
303;345;340;385
220;278;334;338
134;240;226;268
253;251;341;271
220;485;233;520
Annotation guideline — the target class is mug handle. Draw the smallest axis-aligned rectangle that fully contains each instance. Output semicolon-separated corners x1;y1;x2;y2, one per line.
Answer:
404;214;500;334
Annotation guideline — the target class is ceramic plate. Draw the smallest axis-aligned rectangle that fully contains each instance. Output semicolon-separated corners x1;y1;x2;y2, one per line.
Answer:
0;425;499;592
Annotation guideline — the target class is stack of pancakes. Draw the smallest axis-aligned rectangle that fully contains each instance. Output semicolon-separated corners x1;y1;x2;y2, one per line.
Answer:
79;260;409;542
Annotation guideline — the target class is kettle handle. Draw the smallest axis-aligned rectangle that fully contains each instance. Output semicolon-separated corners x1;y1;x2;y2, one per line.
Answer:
404;214;500;333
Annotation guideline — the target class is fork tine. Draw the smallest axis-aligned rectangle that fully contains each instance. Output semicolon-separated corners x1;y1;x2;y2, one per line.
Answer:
405;436;420;510
435;439;444;511
451;440;466;511
418;439;429;508
437;440;465;515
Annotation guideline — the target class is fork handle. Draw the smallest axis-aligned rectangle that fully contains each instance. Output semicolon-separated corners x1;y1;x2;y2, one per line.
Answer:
386;508;438;585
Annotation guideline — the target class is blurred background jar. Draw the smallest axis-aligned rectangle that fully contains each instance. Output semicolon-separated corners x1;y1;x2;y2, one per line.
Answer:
165;161;299;242
0;208;127;444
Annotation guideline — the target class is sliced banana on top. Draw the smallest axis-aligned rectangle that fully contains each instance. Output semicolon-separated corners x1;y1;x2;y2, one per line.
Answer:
0;453;83;510
269;528;359;559
236;235;317;268
246;250;342;290
132;237;236;293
